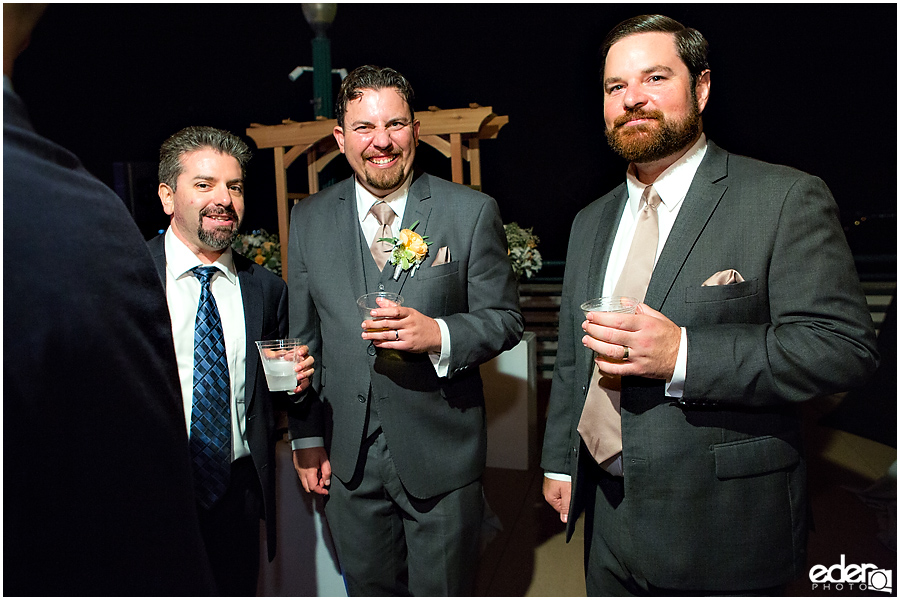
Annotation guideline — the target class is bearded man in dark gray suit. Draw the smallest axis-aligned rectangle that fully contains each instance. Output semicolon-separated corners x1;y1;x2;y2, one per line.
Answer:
287;65;523;596
541;15;879;596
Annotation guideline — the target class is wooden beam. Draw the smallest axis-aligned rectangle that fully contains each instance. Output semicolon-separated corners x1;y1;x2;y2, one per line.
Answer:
418;106;494;136
306;147;319;195
247;119;336;149
273;147;290;281
468;138;482;188
450;133;463;183
246;106;510;280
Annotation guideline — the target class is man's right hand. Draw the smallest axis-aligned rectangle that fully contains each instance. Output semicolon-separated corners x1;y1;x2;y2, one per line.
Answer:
292;446;332;495
542;477;571;524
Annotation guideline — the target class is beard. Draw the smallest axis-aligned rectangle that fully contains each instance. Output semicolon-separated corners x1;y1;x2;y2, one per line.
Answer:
362;157;408;192
197;206;240;250
605;101;702;163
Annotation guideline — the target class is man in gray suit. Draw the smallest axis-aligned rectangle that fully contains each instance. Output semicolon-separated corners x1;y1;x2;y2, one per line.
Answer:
541;14;879;595
287;65;523;595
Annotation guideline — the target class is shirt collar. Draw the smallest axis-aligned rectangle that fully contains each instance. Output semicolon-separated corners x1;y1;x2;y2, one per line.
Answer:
355;173;412;225
625;133;708;214
164;226;237;284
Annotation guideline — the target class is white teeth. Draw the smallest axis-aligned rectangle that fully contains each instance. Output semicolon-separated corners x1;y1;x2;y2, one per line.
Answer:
369;156;395;165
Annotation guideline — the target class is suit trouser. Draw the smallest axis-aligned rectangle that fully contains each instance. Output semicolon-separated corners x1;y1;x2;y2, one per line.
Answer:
325;429;483;596
196;456;263;597
582;450;786;597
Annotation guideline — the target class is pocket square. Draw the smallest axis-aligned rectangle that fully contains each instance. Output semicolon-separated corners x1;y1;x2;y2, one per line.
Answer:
702;269;745;286
430;246;450;267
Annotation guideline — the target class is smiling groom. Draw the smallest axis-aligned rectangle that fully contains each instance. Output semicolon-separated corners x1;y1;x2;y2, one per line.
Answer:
286;65;523;596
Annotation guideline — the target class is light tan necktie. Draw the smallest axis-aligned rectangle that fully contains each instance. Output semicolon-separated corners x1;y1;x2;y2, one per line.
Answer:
577;184;662;468
369;201;396;271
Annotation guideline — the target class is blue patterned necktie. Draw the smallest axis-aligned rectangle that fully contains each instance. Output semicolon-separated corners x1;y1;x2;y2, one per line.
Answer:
190;265;231;509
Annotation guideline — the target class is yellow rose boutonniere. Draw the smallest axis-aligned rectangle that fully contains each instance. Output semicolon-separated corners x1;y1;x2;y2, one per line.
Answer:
378;220;432;280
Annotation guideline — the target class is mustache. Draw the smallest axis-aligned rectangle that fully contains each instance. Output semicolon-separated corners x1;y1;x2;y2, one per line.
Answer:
613;109;664;128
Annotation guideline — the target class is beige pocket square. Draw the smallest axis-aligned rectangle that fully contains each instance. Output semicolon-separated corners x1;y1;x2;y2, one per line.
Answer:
702;269;745;286
430;246;450;267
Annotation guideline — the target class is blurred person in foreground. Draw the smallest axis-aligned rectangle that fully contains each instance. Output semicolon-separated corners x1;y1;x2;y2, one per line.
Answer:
149;125;314;595
3;4;216;595
541;14;879;596
287;65;523;595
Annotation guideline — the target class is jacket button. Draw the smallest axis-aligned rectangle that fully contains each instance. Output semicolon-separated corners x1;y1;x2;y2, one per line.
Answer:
378;283;385;291
367;342;376;356
358;395;367;403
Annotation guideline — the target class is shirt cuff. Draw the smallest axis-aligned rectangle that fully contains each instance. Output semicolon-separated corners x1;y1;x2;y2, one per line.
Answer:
290;437;325;451
430;318;451;378
664;327;687;398
544;472;572;482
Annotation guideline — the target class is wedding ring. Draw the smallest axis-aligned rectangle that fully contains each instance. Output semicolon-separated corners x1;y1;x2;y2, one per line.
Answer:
622;346;630;360
394;330;400;341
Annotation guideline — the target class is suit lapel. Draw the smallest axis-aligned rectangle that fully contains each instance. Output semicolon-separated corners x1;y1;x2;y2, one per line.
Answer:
334;177;369;301
147;234;167;285
235;258;262;410
587;185;628;299
645;141;729;308
392;173;433;296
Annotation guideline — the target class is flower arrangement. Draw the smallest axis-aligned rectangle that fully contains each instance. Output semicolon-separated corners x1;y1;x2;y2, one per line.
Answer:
378;220;431;280
232;229;282;277
504;222;542;280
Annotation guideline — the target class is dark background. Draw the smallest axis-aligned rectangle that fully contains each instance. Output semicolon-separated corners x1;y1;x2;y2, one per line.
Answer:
12;3;897;273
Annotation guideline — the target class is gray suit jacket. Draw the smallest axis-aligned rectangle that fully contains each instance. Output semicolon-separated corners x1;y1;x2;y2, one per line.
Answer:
288;172;523;499
148;234;291;561
541;141;878;589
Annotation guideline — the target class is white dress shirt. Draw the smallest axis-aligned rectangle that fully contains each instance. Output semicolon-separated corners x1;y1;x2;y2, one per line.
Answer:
290;176;454;453
604;133;708;398
546;134;708;483
354;176;451;377
164;228;250;461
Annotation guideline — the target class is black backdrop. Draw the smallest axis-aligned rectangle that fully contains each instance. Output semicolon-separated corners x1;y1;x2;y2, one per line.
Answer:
12;3;897;265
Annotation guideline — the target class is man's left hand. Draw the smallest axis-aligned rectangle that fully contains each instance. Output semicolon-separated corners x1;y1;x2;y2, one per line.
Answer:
582;303;680;380
361;297;442;354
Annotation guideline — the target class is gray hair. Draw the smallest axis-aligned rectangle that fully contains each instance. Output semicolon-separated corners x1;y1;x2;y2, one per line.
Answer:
158;126;251;190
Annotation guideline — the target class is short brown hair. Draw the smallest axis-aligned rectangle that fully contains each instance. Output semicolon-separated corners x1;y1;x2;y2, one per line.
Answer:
335;65;415;127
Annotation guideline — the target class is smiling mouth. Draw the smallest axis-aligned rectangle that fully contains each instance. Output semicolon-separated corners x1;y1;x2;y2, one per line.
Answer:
202;211;236;226
367;155;398;167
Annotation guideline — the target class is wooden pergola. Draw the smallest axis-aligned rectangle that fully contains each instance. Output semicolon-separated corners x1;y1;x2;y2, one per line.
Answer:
246;105;508;279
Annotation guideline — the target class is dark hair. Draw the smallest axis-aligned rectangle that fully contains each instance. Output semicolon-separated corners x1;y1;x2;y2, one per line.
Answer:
335;65;415;127
158;126;251;190
600;14;709;89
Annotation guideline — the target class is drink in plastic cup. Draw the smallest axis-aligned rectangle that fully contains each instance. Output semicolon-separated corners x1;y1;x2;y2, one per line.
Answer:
255;339;304;391
580;296;639;317
581;297;638;362
357;292;403;333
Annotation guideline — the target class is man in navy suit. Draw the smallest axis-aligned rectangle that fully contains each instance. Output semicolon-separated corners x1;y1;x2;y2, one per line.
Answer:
541;14;879;595
148;126;314;595
4;4;216;595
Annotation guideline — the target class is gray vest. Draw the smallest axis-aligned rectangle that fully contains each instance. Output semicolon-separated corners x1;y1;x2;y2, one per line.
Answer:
358;224;395;438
